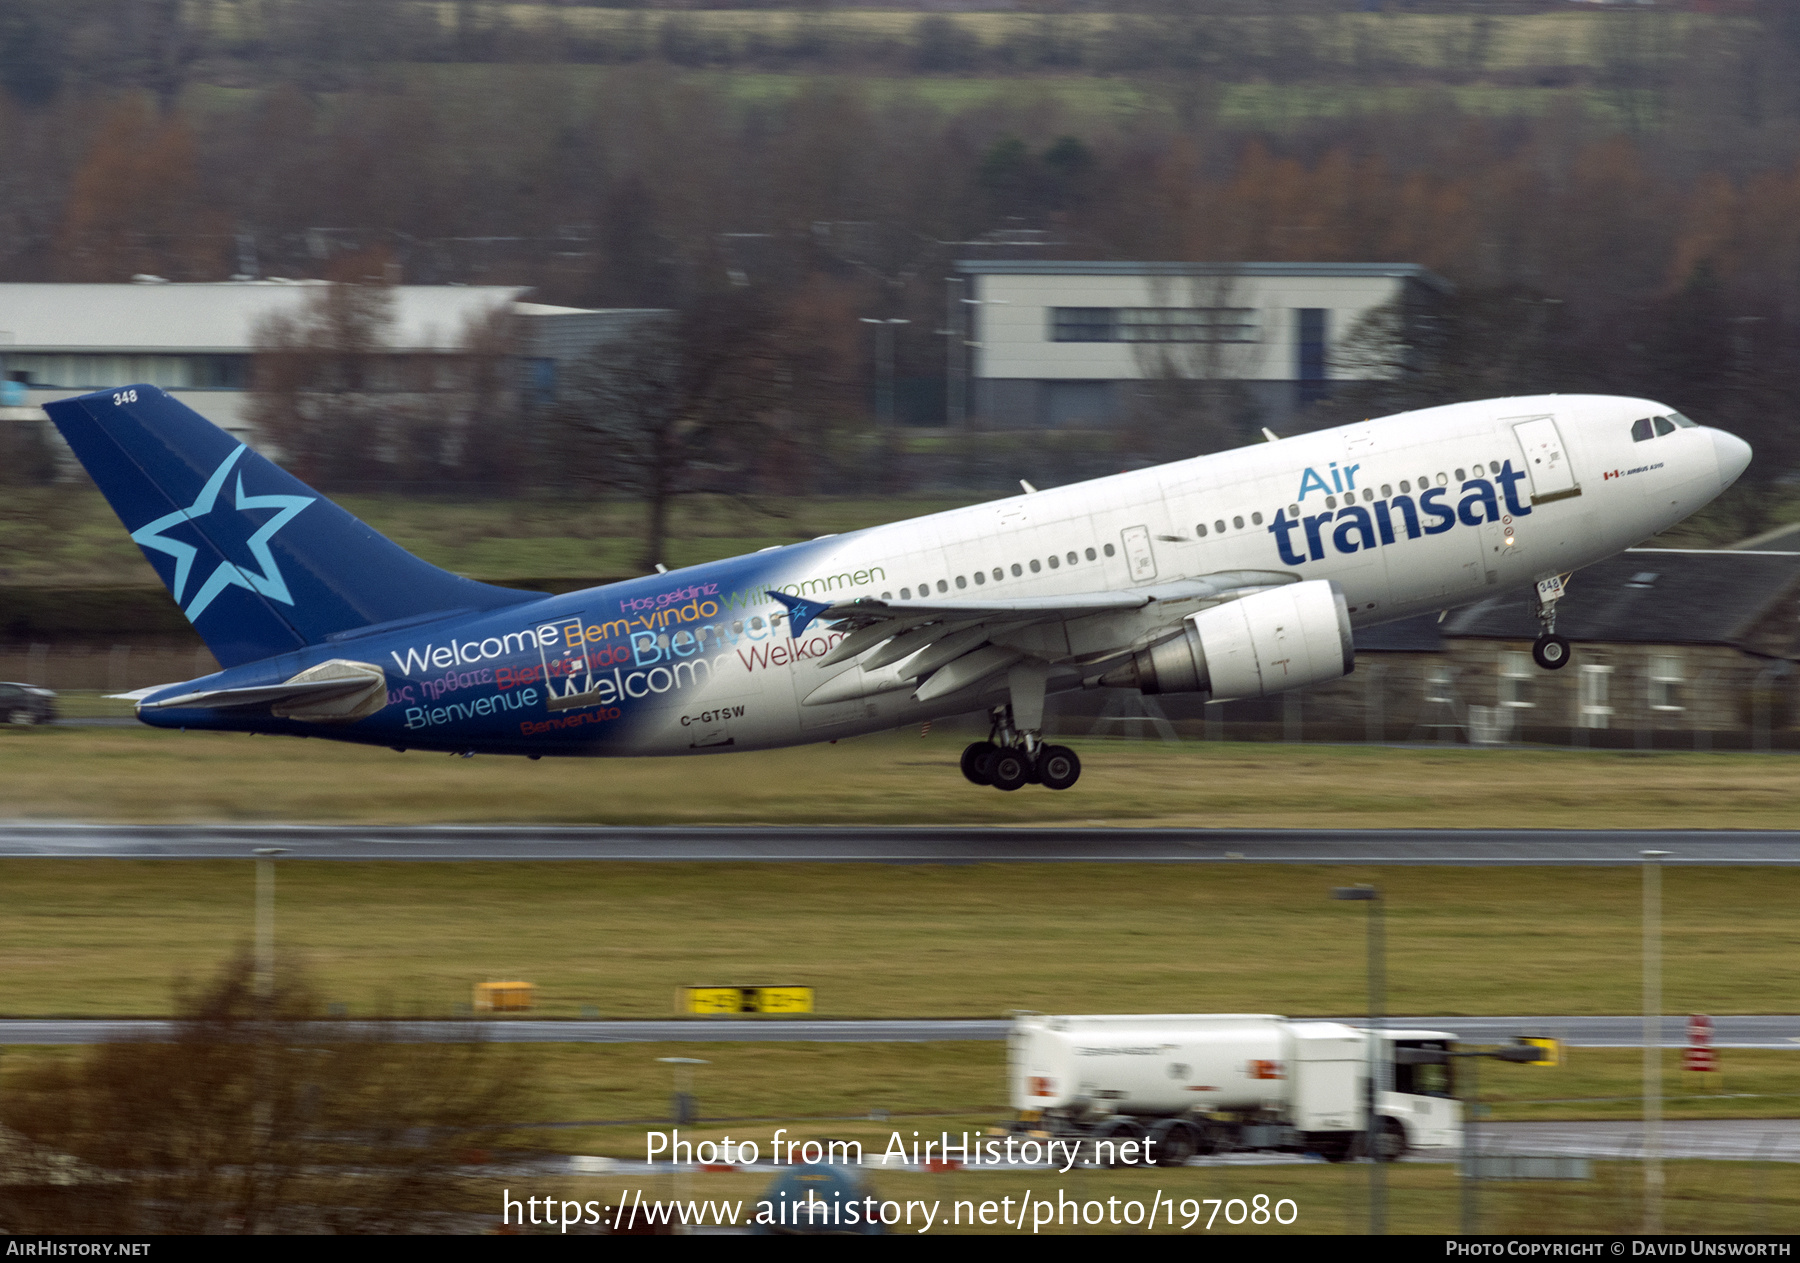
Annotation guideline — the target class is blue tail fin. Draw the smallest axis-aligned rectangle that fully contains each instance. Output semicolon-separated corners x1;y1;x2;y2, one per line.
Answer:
45;385;545;668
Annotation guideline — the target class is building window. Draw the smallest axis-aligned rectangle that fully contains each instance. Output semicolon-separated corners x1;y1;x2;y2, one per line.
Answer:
1649;654;1684;712
1049;307;1258;343
1425;665;1455;706
1050;308;1115;342
1499;651;1535;709
1296;308;1327;403
1579;663;1614;729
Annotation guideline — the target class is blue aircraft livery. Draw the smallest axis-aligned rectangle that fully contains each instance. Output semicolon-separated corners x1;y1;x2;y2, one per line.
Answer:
42;385;1749;790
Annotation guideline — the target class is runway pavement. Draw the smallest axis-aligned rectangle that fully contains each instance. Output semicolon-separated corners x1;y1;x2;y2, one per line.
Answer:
1478;1119;1800;1163
6;823;1800;863
1;1015;1795;1046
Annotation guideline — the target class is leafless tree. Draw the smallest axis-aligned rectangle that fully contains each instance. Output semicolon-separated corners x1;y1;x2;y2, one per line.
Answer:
0;954;530;1234
556;290;788;572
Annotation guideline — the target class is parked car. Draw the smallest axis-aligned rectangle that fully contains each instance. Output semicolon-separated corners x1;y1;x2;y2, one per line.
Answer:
0;683;57;725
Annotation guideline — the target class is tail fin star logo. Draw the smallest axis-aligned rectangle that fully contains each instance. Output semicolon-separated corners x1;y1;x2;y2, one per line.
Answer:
128;444;315;623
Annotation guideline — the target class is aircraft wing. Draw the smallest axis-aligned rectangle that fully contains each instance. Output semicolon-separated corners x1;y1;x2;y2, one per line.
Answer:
773;570;1298;707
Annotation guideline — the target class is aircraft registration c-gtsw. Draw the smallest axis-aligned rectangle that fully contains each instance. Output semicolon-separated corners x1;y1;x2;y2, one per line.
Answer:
46;387;1750;791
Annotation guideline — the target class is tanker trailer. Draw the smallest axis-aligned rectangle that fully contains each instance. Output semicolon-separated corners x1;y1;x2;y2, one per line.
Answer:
1008;1013;1462;1165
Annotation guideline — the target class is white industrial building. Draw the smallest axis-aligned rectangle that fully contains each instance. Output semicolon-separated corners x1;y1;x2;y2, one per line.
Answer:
955;261;1450;430
0;280;656;442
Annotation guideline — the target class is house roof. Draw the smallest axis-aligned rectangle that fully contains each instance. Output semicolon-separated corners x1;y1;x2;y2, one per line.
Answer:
1440;549;1800;655
1355;612;1444;653
0;282;542;353
954;261;1454;292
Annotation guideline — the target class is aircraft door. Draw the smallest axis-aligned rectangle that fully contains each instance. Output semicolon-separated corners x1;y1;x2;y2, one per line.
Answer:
1509;416;1580;504
536;612;614;712
1120;525;1158;582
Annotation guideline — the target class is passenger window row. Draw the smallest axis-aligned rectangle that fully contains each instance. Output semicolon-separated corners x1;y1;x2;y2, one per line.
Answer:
1236;461;1519;526
889;542;1117;602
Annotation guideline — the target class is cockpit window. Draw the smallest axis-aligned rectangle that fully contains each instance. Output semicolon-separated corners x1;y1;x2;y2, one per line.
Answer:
1653;416;1675;437
1630;417;1654;442
1666;412;1698;429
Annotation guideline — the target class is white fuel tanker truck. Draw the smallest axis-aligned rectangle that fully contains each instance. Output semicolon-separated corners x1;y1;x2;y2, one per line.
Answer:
1009;1013;1463;1165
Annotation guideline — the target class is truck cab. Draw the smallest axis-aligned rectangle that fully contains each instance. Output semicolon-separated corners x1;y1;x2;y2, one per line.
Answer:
1377;1029;1463;1157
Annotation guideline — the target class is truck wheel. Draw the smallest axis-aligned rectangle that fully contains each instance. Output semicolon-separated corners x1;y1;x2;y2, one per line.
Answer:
1147;1118;1203;1167
1310;1134;1355;1163
1090;1116;1146;1167
1372;1117;1408;1163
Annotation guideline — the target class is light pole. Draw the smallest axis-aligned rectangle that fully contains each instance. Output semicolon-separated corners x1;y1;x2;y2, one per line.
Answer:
1643;849;1668;1234
1333;883;1384;1235
860;318;910;427
1394;1041;1547;1234
659;1055;709;1126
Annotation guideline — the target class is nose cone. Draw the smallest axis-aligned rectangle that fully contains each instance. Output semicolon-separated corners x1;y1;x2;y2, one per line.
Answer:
1710;428;1752;491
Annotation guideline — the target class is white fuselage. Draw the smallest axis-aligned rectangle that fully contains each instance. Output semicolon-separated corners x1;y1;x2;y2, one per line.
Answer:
613;394;1745;755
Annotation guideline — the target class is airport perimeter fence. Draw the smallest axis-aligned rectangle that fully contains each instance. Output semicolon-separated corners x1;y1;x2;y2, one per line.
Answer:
8;641;1800;752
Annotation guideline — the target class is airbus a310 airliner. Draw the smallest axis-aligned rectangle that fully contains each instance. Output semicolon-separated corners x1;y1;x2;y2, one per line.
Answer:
46;387;1749;791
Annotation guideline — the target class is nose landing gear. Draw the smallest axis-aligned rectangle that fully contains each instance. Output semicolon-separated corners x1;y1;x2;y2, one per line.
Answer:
959;705;1081;791
1533;574;1573;671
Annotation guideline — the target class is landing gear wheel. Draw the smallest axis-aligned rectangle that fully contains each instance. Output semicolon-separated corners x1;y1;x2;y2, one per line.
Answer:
1036;745;1081;791
989;748;1032;792
1532;633;1572;671
960;741;998;785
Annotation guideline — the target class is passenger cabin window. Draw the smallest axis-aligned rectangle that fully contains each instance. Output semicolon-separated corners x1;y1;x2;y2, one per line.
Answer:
1047;555;1060;569
955;575;967;588
1631;417;1655;442
1214;519;1226;533
936;580;948;593
1085;548;1096;561
1251;512;1263;525
1232;515;1244;529
1030;560;1041;573
1012;563;1023;576
1103;543;1115;557
1197;524;1209;537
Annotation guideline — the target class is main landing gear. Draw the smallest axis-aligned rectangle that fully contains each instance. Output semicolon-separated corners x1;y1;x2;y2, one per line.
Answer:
961;705;1081;792
1532;574;1572;671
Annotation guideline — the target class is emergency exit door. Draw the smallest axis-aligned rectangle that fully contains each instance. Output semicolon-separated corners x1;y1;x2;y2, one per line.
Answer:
1120;525;1158;581
1509;416;1580;504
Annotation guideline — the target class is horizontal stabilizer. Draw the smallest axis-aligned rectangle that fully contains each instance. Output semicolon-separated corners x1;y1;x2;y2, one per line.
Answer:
142;658;387;724
142;676;372;711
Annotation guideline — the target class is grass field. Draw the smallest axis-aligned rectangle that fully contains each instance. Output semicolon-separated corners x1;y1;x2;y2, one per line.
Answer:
9;726;1800;830
0;854;1797;1018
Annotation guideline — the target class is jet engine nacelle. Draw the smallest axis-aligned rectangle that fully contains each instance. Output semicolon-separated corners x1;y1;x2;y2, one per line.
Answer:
1099;579;1354;700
